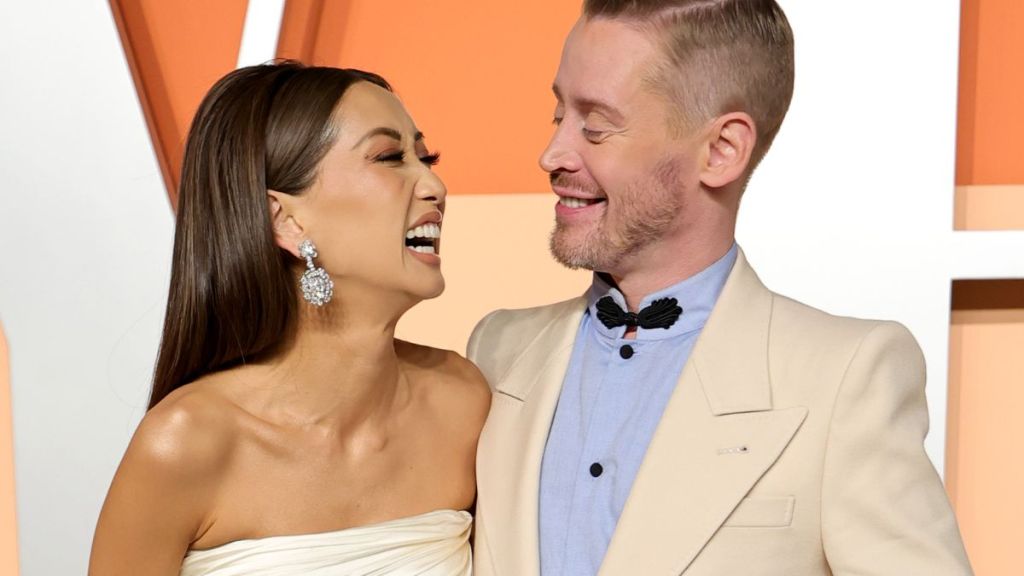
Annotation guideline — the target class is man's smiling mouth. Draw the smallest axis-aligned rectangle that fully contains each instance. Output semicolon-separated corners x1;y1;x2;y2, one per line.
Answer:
557;197;606;209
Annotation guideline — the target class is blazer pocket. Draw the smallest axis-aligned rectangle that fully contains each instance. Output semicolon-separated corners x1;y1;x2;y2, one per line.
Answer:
722;496;795;528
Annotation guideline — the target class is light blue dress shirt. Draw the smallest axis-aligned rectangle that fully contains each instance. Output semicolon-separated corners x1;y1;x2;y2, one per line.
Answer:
539;244;738;576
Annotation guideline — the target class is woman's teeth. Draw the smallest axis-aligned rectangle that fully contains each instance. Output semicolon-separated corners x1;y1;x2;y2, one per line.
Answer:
405;223;441;240
559;197;601;209
405;223;441;255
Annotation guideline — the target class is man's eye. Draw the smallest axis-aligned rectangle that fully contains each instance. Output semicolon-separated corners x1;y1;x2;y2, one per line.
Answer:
552;116;564;126
582;128;604;141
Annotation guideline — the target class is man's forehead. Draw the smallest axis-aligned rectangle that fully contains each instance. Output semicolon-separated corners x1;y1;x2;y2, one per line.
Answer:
554;18;658;107
564;17;658;64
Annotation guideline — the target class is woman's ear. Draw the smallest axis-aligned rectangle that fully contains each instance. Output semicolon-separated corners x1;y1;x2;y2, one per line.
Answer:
267;190;305;259
699;112;756;190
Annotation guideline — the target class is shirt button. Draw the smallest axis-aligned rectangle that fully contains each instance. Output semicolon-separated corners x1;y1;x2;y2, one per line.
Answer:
590;462;604;478
619;344;634;359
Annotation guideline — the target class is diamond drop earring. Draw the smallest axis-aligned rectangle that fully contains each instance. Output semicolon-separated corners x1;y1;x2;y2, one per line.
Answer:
298;239;333;306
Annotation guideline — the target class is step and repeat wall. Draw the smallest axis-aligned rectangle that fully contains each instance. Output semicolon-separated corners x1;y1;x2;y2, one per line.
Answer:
0;1;1021;574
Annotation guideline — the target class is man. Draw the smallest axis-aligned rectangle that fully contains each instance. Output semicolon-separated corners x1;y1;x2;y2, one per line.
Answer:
467;1;972;575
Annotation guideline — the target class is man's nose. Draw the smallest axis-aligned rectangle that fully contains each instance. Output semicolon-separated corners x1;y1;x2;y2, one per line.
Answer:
539;126;582;174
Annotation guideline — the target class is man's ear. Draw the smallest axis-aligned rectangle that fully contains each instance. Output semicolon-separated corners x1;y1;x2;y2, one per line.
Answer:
267;190;305;259
700;112;756;189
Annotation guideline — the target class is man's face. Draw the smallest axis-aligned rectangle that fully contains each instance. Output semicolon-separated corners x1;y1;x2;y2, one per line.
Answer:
541;17;702;274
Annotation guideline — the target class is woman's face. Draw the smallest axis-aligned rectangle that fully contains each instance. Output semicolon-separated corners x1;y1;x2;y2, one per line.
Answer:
290;82;447;303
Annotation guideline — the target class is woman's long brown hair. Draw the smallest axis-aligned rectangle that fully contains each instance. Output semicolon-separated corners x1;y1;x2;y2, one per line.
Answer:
149;62;391;409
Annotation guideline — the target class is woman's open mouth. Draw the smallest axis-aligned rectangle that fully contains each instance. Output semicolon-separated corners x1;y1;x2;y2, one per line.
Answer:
405;223;441;262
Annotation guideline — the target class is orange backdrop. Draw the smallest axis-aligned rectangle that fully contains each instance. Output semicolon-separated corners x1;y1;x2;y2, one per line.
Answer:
110;0;249;207
955;0;1024;230
112;0;579;205
956;0;1024;185
274;0;577;197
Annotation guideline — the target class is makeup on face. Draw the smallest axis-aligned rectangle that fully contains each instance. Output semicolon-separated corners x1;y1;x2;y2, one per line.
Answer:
304;82;448;301
349;119;445;266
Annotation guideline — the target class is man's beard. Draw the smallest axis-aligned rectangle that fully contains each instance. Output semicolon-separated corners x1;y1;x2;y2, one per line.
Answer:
549;158;682;272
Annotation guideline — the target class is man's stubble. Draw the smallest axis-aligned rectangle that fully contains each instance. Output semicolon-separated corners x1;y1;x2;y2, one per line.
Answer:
549;156;684;273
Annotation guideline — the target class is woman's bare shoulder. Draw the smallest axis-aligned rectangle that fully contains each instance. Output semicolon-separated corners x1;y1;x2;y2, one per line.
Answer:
91;380;244;571
126;382;241;482
395;340;491;416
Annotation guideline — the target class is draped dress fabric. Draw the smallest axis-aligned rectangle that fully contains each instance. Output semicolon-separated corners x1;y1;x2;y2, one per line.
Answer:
179;509;472;576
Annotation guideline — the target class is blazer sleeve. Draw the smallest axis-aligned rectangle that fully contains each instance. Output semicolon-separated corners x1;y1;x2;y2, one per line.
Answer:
467;310;503;390
467;311;496;363
466;310;503;576
821;321;972;575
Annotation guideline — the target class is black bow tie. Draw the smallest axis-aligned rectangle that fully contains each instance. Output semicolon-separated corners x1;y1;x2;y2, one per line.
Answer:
595;296;683;330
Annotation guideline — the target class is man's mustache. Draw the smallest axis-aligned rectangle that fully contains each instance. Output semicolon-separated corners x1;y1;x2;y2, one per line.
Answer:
550;171;603;196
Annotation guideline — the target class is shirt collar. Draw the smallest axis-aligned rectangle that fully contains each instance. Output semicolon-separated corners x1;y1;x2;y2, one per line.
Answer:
584;243;738;341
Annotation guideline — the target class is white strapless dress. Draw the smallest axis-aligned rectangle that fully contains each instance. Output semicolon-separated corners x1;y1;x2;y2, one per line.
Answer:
179;509;472;576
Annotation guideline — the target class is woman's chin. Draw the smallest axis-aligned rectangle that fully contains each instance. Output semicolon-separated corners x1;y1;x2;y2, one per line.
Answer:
420;278;446;300
398;276;445;303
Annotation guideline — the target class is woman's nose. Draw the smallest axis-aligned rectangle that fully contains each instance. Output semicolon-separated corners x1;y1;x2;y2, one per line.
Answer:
415;170;447;205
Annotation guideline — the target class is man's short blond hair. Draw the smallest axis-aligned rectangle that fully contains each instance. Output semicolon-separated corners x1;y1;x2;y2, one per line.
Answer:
584;0;795;169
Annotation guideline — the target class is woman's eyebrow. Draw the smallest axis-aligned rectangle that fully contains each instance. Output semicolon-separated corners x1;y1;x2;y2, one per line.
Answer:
351;128;426;149
351;127;402;149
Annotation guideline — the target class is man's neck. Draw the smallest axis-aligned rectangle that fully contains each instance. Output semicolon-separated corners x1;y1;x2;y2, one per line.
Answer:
606;235;736;312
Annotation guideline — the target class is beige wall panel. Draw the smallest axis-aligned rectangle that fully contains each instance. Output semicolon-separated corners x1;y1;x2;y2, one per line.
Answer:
0;323;17;574
954;185;1024;230
396;194;589;353
948;309;1024;574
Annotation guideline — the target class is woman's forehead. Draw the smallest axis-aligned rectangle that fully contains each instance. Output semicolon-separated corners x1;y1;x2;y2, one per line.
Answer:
333;82;418;143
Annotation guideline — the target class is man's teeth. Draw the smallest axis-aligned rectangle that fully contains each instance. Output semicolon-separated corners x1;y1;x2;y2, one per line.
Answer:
559;197;600;209
405;223;441;240
408;245;437;254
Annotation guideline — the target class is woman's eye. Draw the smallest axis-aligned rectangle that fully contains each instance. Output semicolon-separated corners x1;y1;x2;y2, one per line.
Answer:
582;127;604;141
375;150;440;167
552;116;564;126
419;152;441;167
377;151;405;163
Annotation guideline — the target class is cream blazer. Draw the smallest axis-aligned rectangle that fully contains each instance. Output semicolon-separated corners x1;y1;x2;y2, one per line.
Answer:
467;250;972;576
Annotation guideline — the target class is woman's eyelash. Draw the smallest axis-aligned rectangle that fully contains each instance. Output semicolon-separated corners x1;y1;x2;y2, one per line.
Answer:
377;151;406;162
375;151;441;166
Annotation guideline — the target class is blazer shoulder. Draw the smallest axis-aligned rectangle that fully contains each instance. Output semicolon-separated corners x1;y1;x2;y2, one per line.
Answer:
770;292;917;351
767;293;925;398
467;297;585;387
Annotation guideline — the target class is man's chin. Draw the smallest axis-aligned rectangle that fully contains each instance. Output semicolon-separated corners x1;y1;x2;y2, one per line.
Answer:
549;231;610;271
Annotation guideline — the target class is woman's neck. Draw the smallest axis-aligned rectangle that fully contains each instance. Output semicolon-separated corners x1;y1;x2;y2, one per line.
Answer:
242;290;413;436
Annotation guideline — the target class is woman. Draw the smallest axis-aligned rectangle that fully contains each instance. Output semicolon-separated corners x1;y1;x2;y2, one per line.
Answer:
89;62;490;575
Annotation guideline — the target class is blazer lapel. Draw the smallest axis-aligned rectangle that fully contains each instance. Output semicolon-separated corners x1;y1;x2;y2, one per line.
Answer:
598;250;808;576
476;298;586;576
